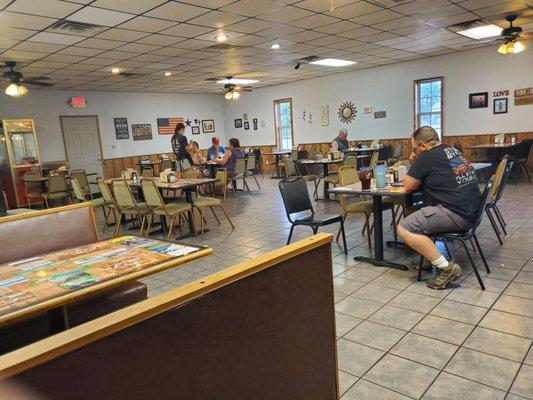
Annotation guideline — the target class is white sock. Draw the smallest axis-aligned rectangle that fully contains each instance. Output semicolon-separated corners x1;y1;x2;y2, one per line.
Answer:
431;255;449;270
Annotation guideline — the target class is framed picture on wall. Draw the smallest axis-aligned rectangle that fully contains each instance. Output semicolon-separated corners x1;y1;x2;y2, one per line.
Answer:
234;118;242;128
202;119;215;133
244;121;250;130
493;98;508;114
469;92;488;108
191;126;200;134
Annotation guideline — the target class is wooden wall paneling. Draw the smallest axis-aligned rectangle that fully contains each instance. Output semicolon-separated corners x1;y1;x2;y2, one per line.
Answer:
112;158;123;178
122;157;133;171
103;160;114;179
131;156;141;173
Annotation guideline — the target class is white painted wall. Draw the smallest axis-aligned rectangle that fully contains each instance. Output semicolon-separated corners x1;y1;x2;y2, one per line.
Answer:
0;90;225;161
222;43;533;146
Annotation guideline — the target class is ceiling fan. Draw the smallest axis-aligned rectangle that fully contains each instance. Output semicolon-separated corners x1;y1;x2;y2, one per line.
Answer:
222;76;253;100
2;61;53;97
497;15;530;54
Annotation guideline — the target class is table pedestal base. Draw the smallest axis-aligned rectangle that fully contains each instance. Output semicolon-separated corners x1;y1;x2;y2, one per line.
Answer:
354;256;408;271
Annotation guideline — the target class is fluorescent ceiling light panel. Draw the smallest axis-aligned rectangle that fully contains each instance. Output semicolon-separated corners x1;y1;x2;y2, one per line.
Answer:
29;31;85;45
216;78;259;84
309;58;357;67
456;24;502;39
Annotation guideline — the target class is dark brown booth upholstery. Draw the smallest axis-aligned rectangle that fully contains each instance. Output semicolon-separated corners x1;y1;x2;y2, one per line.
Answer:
0;233;338;400
0;203;147;354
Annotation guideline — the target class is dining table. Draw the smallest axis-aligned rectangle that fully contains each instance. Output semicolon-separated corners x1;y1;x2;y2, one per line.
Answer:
0;235;212;330
263;150;292;179
467;142;518;173
106;177;218;239
296;158;343;201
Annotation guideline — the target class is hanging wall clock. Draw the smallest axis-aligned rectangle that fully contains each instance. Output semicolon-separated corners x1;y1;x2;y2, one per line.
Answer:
338;101;357;123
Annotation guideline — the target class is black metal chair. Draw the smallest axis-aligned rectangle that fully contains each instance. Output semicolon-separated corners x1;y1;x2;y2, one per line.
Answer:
279;178;347;253
378;144;391;161
417;176;494;290
508;139;532;183
486;159;513;244
453;141;464;153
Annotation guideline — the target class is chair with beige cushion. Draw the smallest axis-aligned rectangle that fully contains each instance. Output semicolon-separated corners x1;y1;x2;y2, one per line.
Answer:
42;174;70;208
141;179;192;240
213;169;228;201
70;169;92;199
112;179;151;237
23;171;44;209
97;177;119;232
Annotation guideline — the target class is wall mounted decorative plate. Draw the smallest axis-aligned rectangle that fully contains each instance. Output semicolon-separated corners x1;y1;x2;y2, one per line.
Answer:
338;101;356;123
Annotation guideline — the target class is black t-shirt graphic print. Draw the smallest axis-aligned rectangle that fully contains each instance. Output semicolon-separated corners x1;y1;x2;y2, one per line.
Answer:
408;144;481;222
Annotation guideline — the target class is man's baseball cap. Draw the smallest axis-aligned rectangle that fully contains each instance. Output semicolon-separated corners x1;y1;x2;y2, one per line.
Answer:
212;136;220;143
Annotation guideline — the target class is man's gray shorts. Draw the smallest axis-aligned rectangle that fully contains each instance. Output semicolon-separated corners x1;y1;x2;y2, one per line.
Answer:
399;204;472;235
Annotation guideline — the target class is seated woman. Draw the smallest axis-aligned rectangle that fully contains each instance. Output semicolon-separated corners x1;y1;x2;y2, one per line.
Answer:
189;141;206;165
215;138;245;177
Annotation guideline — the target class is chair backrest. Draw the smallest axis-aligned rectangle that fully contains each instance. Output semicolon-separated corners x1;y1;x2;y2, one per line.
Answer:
378;144;391;161
278;178;314;219
490;155;508;197
182;168;198;179
160;159;173;171
308;146;316;160
234;157;246;175
70;169;90;193
369;150;379;169
141;167;154;178
247;154;256;170
290;149;299;160
179;158;192;171
509;139;532;162
214;169;228;200
453;141;464;154
48;174;68;193
70;178;86;202
112;180;136;209
493;160;514;203
284;157;298;177
471;176;494;231
97;178;114;205
343;155;356;168
24;172;41;193
337;166;358;208
140;179;165;209
392;141;403;158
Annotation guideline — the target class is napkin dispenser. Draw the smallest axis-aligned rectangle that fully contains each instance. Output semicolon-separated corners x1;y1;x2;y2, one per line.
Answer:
160;169;176;183
390;165;407;182
329;150;341;160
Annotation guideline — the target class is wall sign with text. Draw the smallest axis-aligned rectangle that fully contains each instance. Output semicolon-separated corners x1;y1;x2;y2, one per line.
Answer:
514;87;533;106
113;118;129;139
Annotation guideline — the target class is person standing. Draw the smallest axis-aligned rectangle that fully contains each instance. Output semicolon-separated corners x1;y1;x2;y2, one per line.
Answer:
171;123;193;166
331;129;350;152
398;126;481;290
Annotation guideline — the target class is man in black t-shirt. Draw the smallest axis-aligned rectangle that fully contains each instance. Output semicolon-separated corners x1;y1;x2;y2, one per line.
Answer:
398;126;481;290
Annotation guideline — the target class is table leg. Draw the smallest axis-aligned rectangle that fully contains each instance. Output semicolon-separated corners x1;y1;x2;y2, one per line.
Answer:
354;196;408;270
271;154;281;179
48;305;69;334
323;164;330;201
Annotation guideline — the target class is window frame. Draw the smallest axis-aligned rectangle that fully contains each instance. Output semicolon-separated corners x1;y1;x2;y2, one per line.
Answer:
273;98;294;150
414;76;444;138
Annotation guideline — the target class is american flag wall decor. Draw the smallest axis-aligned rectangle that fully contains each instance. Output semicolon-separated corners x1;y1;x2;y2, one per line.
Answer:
157;117;184;135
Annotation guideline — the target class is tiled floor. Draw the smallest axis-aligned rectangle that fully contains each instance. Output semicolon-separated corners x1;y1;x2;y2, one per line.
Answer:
97;175;533;400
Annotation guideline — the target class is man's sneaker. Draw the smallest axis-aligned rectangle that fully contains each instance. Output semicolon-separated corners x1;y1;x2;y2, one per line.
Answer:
427;261;462;290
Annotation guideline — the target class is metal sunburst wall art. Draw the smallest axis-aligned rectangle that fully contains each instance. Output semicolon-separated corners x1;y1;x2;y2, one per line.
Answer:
338;101;357;123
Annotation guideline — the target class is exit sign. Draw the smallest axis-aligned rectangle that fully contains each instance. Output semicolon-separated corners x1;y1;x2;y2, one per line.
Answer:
70;97;86;108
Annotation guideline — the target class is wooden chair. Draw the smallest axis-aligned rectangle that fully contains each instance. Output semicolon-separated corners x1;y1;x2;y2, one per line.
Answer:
97;177;119;232
23;171;44;209
229;158;251;196
42;174;70;208
245;154;261;189
70;169;92;199
112;179;151;237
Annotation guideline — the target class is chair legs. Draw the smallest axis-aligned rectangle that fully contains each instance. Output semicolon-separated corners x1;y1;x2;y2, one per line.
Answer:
114;213;123;237
287;225;295;244
339;219;348;254
219;205;235;230
486;209;503;245
459;239;485;290
473;234;490;274
491;206;507;235
417;254;424;282
518;162;531;183
493;204;506;227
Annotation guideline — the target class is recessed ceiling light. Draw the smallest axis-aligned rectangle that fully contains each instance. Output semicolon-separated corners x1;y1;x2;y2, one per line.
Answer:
110;67;121;74
216;78;259;84
309;58;357;67
271;43;280;49
457;24;502;39
215;33;228;43
164;71;172;77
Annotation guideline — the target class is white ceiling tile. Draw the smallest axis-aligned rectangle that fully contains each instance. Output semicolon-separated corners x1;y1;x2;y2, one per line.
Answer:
57;46;106;56
12;41;66;53
326;2;382;19
117;16;177;33
373;16;419;31
391;0;451;14
95;28;150;41
171;38;214;50
283;29;327;42
220;0;284;17
295;0;357;12
136;34;186;46
0;50;48;60
0;11;57;30
313;20;362;34
92;0;167;14
160;23;214;38
224;18;273;33
6;0;83;18
0;27;37;40
415;4;465;22
116;42;162;53
77;37;127;49
474;1;529;18
255;24;304;37
146;2;208;22
43;53;87;63
188;10;248;28
29;32;86;45
338;26;381;39
288;14;341;29
68;6;135;27
97;50;140;60
351;10;404;25
195;30;246;42
0;38;19;49
257;6;313;23
177;0;236;8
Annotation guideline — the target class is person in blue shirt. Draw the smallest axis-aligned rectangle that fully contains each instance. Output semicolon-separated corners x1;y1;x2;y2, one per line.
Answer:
207;136;226;160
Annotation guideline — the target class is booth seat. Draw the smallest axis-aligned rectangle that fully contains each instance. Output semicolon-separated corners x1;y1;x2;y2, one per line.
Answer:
0;203;147;354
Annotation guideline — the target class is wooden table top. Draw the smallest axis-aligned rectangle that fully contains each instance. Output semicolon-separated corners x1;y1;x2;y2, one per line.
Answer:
467;143;517;149
471;162;492;171
296;158;343;165
263;150;292;155
0;235;212;325
344;147;380;152
106;177;218;190
330;182;408;197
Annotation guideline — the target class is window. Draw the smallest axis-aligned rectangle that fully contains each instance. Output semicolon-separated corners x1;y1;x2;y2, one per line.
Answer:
274;98;294;150
414;77;443;138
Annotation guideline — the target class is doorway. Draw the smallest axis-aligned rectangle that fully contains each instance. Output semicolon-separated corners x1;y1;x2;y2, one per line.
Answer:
60;116;104;188
273;98;294;150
